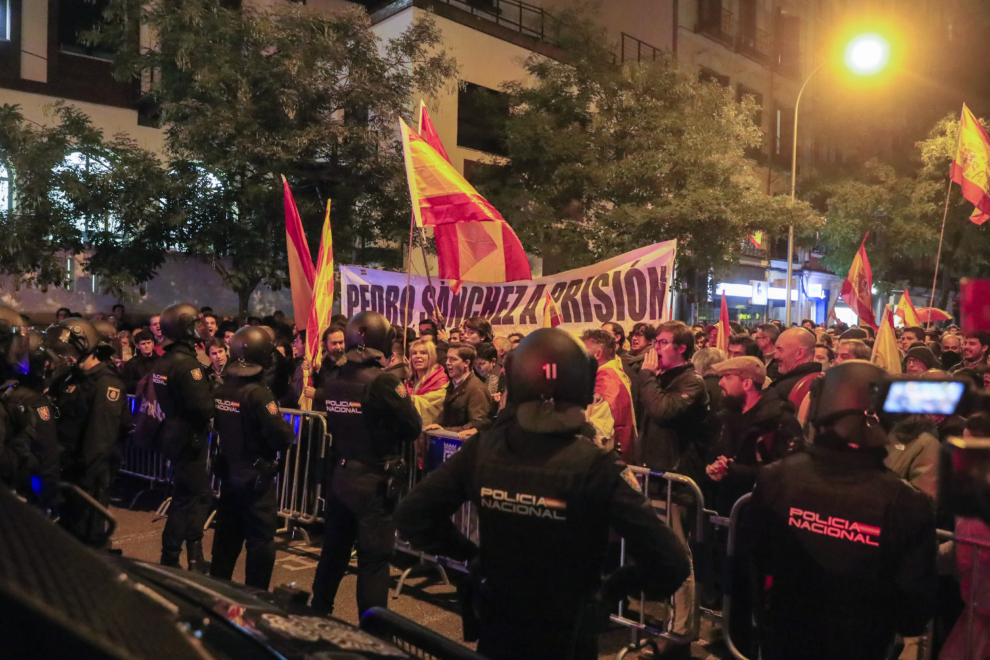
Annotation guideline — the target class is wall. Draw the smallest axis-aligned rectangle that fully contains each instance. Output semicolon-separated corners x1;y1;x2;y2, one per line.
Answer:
0;253;294;324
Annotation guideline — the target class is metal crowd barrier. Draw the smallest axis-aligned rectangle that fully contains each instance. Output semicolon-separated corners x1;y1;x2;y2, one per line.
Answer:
275;408;331;544
118;395;172;509
612;466;706;660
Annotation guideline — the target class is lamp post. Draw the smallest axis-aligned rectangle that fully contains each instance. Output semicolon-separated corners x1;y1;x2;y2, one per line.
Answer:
784;33;890;326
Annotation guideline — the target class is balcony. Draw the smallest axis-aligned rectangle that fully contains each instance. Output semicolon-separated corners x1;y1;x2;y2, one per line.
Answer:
737;25;771;64
739;238;768;261
696;0;736;48
620;32;663;64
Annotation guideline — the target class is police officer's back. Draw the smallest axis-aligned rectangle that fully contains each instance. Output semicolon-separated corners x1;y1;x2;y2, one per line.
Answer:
46;317;129;545
152;303;215;571
395;328;691;660
311;311;422;616
738;361;937;660
210;327;295;590
0;305;35;489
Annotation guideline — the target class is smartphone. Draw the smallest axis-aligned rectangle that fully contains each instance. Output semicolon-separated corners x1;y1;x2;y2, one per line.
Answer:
880;379;966;415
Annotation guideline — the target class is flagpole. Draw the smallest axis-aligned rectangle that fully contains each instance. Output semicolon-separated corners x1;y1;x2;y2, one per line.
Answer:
926;177;953;330
404;216;415;353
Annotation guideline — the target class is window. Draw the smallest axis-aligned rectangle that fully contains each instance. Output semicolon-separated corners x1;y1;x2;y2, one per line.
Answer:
0;0;9;41
736;84;763;127
58;0;113;60
699;68;729;87
457;82;510;156
774;10;801;77
774;106;795;166
0;163;8;212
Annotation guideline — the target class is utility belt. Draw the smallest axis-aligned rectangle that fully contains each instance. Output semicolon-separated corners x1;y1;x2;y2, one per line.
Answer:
335;456;408;501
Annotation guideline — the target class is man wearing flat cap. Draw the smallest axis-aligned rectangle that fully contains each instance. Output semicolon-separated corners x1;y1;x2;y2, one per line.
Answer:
704;357;803;515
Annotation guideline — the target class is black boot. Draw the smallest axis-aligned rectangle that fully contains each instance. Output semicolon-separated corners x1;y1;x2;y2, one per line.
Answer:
186;541;210;574
161;549;181;567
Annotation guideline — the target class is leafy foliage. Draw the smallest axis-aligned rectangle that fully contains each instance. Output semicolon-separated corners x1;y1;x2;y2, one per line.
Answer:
470;12;821;285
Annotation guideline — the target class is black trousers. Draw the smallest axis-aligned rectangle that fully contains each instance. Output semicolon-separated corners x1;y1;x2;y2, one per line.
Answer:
162;446;213;556
311;465;394;616
60;468;111;547
210;477;279;589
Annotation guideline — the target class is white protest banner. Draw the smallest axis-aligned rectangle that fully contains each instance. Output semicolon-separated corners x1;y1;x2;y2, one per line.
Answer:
340;240;676;335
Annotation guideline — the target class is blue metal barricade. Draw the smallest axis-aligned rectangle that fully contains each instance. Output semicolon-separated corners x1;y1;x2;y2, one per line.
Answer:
275;408;331;544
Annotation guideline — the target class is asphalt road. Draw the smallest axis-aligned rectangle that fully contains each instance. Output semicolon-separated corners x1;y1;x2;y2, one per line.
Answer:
108;475;720;660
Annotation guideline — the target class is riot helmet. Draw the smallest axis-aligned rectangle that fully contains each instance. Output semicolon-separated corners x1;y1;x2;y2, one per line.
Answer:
44;318;99;363
90;318;118;362
226;326;274;377
344;311;395;362
160;303;200;342
808;359;890;448
0;304;26;368
18;330;50;387
506;328;598;434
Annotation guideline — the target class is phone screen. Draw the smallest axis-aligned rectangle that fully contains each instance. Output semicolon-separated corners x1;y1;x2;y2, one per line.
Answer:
882;380;965;415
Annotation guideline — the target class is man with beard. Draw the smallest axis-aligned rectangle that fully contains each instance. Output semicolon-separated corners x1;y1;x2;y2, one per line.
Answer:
764;327;822;414
753;323;781;382
948;331;990;374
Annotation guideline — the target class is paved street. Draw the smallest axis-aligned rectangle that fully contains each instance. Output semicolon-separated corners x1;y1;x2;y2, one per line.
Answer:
107;475;717;660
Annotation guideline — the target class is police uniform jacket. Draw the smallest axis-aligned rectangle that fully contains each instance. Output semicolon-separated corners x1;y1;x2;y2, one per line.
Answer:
0;380;34;487
317;359;421;466
53;361;129;489
213;375;294;484
121;353;157;394
636;363;709;477
740;445;937;660
151;342;215;459
3;382;60;497
395;422;691;625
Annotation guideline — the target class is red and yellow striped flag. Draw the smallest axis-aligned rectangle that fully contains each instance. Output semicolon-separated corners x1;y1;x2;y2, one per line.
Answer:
399;117;531;286
871;306;902;374
300;200;334;410
283;175;316;324
716;292;730;352
543;292;563;328
894;289;921;327
839;233;878;330
950;104;990;225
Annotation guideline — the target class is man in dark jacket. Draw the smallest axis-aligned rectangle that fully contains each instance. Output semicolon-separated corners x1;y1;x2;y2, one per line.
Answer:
737;361;936;660
637;320;709;656
764;327;822;414
121;329;158;394
424;344;493;439
152;303;216;572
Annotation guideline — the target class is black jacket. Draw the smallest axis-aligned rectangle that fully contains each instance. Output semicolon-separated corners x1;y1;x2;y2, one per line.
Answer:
395;422;690;625
213;375;294;485
739;445;937;660
121;354;158;394
707;391;802;515
764;360;821;406
636;363;709;478
152;342;215;460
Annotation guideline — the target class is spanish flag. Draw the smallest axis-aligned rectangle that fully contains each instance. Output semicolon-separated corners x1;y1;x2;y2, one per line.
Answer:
716;292;730;352
894;289;921;327
871;306;902;375
839;233;878;330
399;117;531;286
299;201;334;410
748;231;765;250
543;291;563;328
283;175;316;324
951;104;990;225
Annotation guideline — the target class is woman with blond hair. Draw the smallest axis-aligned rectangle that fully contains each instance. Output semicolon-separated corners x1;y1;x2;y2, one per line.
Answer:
407;339;449;428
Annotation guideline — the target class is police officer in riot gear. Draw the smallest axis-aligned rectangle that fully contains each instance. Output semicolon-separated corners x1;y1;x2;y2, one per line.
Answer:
7;329;62;511
737;360;937;660
311;311;422;616
46;317;129;546
395;328;691;660
210;327;295;589
152;303;215;572
0;304;34;489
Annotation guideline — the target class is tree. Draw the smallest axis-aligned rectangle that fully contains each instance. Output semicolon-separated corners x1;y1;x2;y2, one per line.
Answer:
94;0;457;314
469;11;821;292
0;102;175;294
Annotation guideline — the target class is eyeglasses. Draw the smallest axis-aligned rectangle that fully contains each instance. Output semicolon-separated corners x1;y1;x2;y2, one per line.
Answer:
655;339;672;347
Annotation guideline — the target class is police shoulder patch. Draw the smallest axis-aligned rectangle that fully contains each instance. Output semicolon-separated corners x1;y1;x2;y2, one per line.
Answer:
191;368;203;381
620;467;642;493
266;401;279;415
37;406;50;421
396;383;408;398
107;387;121;402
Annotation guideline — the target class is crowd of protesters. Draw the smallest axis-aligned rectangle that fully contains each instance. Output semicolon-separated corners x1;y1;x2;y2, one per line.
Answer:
8;302;990;660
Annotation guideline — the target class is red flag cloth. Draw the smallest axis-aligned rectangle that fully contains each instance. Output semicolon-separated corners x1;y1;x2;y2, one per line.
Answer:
950;104;990;225
915;307;953;323
283;176;316;324
716;292;730;352
839;233;879;330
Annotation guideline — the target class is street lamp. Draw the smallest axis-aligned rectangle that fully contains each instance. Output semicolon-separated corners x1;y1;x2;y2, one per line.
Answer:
785;33;890;326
